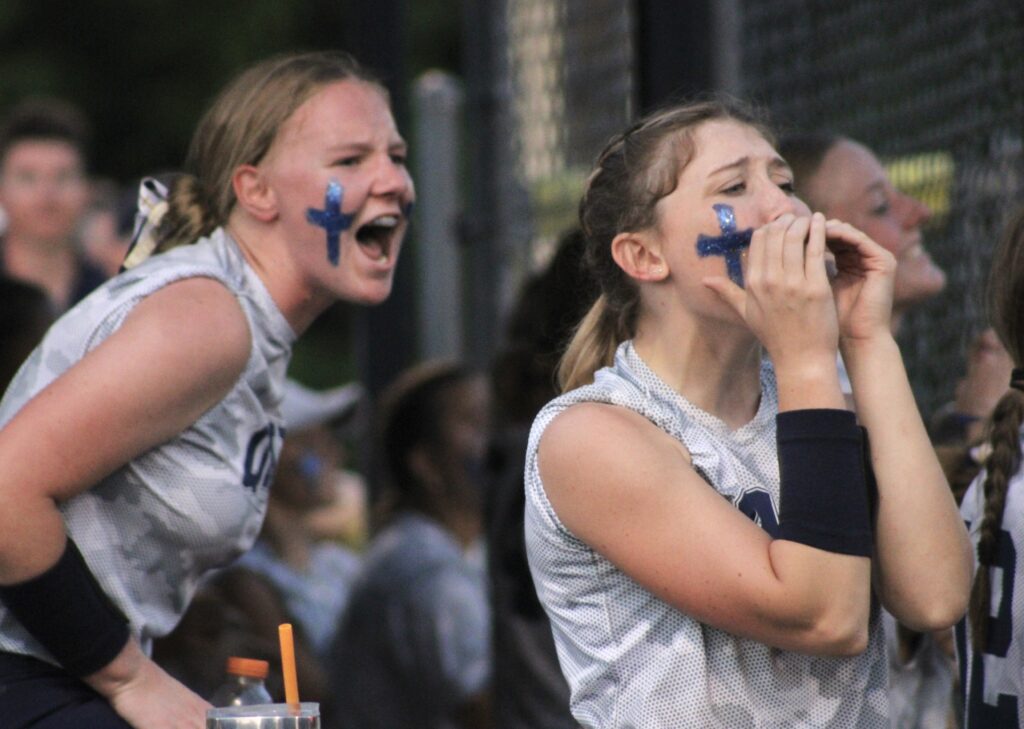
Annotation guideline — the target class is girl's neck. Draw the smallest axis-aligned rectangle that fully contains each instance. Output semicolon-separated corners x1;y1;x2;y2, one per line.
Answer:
632;313;763;430
226;216;330;335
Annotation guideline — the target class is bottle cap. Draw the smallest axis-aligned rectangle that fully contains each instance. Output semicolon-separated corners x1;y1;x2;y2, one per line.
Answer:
225;656;270;679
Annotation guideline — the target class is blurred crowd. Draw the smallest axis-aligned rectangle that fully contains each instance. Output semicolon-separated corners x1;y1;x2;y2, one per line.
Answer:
0;88;1016;729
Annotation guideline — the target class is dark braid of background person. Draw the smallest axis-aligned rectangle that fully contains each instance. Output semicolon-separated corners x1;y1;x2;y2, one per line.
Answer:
969;205;1024;651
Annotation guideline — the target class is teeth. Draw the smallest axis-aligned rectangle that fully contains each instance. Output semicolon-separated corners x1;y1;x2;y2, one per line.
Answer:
369;215;398;228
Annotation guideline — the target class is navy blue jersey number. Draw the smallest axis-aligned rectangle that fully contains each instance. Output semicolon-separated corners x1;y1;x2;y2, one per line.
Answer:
736;489;780;537
956;527;1019;727
242;423;283;492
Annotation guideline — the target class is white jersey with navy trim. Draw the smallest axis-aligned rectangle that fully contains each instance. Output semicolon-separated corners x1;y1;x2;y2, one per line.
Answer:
956;447;1024;729
524;341;889;728
0;228;295;663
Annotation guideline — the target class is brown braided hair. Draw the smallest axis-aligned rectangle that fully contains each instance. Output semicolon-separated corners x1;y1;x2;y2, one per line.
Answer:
558;97;773;391
969;204;1024;650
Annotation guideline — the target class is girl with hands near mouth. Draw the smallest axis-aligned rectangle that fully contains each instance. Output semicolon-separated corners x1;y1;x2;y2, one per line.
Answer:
524;99;970;728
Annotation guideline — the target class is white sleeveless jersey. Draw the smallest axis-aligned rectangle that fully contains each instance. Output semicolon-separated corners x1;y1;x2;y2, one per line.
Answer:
0;228;295;661
524;341;889;728
956;448;1024;728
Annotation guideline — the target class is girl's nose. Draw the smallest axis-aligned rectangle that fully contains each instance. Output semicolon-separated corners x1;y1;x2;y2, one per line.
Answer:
898;191;931;229
372;157;413;199
766;185;808;222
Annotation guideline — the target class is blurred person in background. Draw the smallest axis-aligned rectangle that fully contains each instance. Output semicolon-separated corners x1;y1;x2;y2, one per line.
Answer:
80;179;137;279
327;361;492;729
0;50;415;729
955;203;1024;729
782;132;959;729
780;133;946;337
0;98;105;312
486;227;596;729
931;329;1014;524
931;328;1014;450
293;379;372;551
0;276;54;394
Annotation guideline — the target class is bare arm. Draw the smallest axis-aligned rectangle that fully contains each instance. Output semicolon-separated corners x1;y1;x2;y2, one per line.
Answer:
827;219;972;630
844;335;972;630
539;401;872;656
0;276;252;728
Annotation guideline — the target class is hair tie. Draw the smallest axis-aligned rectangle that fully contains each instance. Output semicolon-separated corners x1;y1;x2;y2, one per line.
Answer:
1010;368;1024;393
120;177;170;271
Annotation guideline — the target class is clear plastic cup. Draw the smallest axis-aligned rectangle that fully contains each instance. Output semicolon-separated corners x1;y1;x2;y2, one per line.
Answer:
206;702;320;729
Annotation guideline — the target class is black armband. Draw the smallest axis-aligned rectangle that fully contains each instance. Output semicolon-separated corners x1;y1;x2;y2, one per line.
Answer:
776;409;873;557
0;538;129;676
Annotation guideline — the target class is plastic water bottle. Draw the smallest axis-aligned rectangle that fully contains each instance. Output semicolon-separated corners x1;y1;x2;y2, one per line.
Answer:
208;656;274;707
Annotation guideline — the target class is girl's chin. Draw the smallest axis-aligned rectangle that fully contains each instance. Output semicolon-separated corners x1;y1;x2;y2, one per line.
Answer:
342;277;395;306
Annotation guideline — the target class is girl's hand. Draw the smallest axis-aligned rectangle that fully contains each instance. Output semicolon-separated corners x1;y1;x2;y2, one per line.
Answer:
705;212;839;373
85;640;211;728
825;219;897;345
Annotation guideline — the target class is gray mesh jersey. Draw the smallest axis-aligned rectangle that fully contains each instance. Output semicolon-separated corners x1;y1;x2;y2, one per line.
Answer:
0;228;295;662
955;446;1024;728
524;341;889;728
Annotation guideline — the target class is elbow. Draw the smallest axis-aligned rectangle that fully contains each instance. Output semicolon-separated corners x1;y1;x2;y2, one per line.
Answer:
783;600;871;656
808;615;870;657
887;553;973;633
898;592;969;633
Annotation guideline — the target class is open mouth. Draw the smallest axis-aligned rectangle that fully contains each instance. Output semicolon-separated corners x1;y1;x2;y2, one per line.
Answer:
355;214;400;263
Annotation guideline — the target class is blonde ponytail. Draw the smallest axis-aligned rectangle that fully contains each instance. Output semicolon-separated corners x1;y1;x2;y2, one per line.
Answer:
558;296;616;391
154;175;219;254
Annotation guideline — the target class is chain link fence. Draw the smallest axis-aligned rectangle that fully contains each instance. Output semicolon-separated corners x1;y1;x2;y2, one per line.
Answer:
740;0;1024;416
464;0;633;362
473;0;1024;416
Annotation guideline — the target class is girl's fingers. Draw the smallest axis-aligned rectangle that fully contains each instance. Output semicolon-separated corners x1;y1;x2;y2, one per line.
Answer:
825;219;882;256
782;215;812;281
825;219;897;278
757;213;794;285
747;225;766;285
804;212;828;281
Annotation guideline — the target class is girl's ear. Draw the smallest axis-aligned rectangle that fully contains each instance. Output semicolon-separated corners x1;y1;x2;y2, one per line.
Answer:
611;230;669;282
232;164;278;222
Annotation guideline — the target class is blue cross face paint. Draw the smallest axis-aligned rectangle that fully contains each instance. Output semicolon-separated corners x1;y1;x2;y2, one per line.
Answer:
696;204;754;287
306;179;356;267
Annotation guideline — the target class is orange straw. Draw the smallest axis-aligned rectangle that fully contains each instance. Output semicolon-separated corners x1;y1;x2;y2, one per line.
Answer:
278;623;300;709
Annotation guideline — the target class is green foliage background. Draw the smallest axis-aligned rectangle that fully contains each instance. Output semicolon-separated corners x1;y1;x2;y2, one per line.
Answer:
0;0;459;181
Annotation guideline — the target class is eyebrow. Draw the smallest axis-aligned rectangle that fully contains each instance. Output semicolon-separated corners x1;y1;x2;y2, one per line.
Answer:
708;155;791;177
325;139;408;154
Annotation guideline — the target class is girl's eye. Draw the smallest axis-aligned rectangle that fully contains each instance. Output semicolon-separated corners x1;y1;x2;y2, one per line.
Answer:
722;182;745;195
871;201;891;216
390;154;407;165
334;157;360;167
778;180;795;194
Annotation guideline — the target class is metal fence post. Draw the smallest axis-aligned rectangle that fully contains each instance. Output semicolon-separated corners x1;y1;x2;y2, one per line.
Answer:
413;70;465;360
